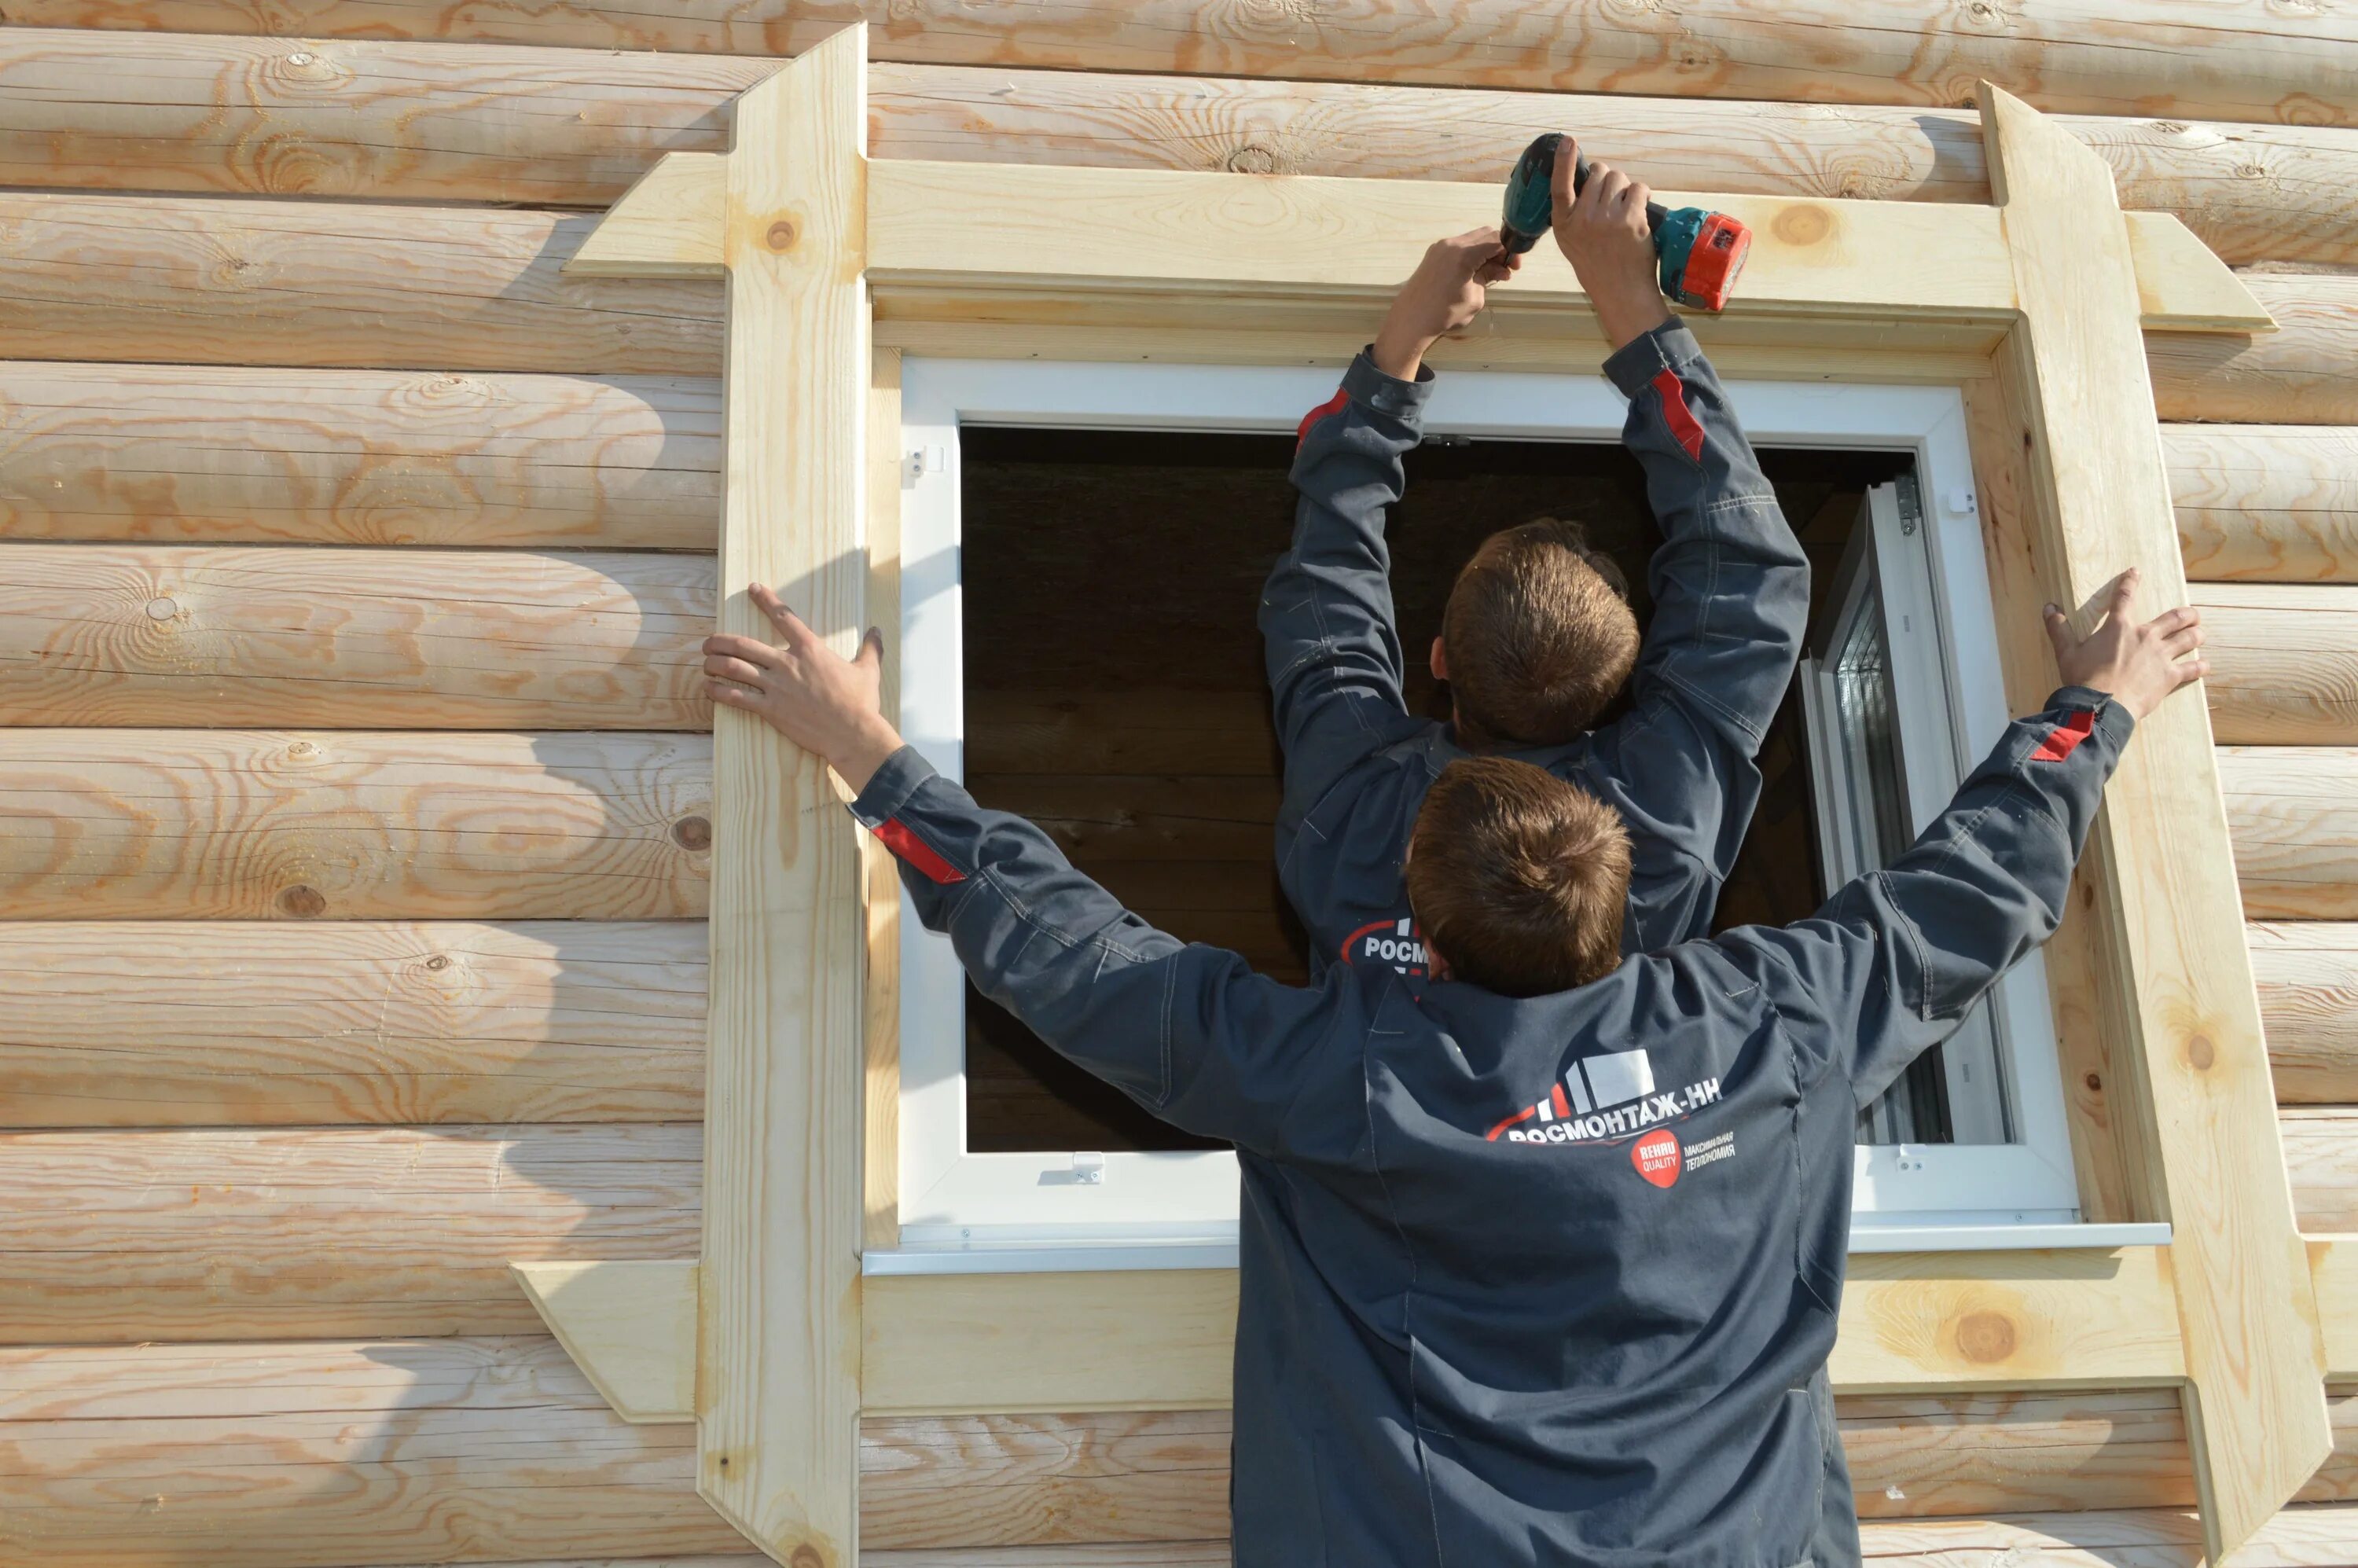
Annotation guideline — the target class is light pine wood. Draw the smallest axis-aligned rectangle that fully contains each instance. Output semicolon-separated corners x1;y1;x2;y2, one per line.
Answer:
3;30;2352;269
515;1260;700;1423
2222;748;2358;921
0;729;711;920
0;193;724;374
1853;1504;2358;1563
683;26;872;1565
9;0;2351;126
567;152;727;277
0;1124;700;1342
2151;274;2358;426
1961;373;2139;1224
1835;1247;2184;1393
2250;924;2358;1106
865;347;903;1252
1982;81;2327;1557
2169;425;2358;584
0;920;703;1126
2308;1239;2358;1382
0;545;715;730
0;362;721;549
2281;1114;2358;1236
2189;586;2358;745
0;1335;742;1566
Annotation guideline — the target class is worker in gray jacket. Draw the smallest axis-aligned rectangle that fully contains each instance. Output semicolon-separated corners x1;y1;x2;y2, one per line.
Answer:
1265;151;1811;983
703;566;2206;1566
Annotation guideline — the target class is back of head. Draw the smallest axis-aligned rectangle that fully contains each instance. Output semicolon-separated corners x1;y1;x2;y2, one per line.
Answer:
1406;756;1633;998
1442;519;1640;748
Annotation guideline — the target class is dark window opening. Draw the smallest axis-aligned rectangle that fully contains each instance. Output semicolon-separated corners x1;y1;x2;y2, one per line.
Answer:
960;425;1911;1154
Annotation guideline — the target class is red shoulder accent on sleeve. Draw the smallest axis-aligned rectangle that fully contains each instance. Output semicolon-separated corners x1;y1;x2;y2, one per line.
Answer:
873;817;966;884
1651;368;1705;462
1295;387;1350;451
2030;709;2096;763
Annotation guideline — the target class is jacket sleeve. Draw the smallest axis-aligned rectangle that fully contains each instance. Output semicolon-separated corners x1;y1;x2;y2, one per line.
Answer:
850;746;1353;1155
1718;688;2132;1108
1576;321;1813;950
1260;350;1434;819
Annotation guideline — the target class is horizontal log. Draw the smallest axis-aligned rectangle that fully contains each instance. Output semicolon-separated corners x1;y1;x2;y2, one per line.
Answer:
2188;585;2358;744
0;921;704;1126
2168;424;2358;582
0;362;720;548
0;545;715;729
0;193;2338;421
2220;747;2358;920
2250;924;2358;1106
15;1113;2352;1343
0;729;711;920
2150;273;2358;426
8;0;2349;126
0;1335;740;1565
0;1333;2249;1565
0;1124;701;1342
1;31;2351;267
0;193;723;375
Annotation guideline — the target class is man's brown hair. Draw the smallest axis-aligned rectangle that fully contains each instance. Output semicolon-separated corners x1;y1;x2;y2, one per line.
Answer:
1442;520;1640;747
1405;756;1632;998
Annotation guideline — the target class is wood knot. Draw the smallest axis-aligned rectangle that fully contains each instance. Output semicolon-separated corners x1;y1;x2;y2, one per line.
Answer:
1224;144;1280;175
145;597;179;621
286;740;318;758
788;1549;824;1568
2186;1032;2217;1071
1771;204;1832;247
424;954;450;971
671;814;712;851
1955;1310;2017;1364
278;884;327;918
766;218;799;252
2084;1072;2102;1093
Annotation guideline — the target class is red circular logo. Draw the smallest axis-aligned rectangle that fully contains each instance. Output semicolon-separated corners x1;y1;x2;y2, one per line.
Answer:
1633;1129;1682;1188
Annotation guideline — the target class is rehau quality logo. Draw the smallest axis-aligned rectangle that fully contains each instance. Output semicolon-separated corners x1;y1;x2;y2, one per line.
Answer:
1484;1048;1724;1151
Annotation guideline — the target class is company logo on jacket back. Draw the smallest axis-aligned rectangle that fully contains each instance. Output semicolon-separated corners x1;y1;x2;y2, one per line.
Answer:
1343;914;1428;977
1484;1048;1732;1187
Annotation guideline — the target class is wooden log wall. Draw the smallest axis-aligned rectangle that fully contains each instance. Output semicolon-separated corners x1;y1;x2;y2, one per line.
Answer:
2;6;2357;1563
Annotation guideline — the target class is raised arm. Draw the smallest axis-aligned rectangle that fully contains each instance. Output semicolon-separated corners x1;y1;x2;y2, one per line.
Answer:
702;582;1356;1157
1547;149;1812;949
1719;575;2206;1106
1262;230;1518;816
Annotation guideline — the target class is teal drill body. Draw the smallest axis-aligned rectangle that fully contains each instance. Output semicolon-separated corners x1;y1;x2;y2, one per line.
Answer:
1499;132;1752;314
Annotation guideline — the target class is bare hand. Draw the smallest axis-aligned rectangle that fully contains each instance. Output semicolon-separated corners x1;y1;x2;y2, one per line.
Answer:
1372;228;1519;380
2044;568;2207;722
703;582;905;792
1552;143;1674;353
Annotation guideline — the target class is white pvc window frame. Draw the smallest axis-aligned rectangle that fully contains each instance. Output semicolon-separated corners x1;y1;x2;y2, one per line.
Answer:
879;356;2151;1275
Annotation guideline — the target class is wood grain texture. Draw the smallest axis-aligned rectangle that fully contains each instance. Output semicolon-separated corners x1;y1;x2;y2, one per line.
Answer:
0;362;720;549
865;346;903;1251
8;0;2351;125
2189;585;2358;745
1982;81;2325;1556
689;27;870;1565
514;1259;699;1423
0;1335;742;1566
2169;424;2358;583
0;920;704;1126
0;1123;700;1342
2150;274;2358;426
0;729;712;920
2250;924;2358;1106
0;545;715;729
2309;1240;2358;1382
2282;1113;2358;1235
2222;747;2358;920
0;193;724;374
2;31;2352;268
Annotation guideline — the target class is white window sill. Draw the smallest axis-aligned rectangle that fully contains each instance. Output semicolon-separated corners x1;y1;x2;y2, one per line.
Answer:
865;1220;2171;1274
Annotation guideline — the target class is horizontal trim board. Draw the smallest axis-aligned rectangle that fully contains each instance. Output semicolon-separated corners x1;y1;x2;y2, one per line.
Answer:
2;0;2347;125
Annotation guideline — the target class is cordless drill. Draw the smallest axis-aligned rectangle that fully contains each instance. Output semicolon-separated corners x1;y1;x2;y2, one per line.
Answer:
1499;132;1752;313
